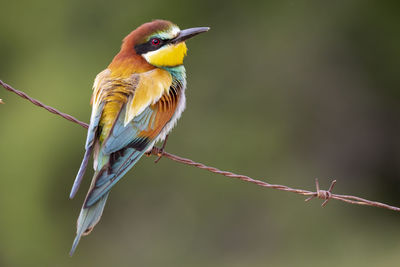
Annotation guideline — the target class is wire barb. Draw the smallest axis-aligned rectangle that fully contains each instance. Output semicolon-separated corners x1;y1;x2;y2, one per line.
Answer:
305;179;336;207
2;79;400;213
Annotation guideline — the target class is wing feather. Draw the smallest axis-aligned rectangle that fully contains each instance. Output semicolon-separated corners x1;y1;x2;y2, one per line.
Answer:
72;67;180;207
124;68;172;126
84;89;180;207
69;69;111;198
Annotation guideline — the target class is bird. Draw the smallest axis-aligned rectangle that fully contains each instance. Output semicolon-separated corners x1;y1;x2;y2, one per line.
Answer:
69;19;209;255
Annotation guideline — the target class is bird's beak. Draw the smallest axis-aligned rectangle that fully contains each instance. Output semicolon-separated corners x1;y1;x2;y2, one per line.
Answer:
170;27;210;44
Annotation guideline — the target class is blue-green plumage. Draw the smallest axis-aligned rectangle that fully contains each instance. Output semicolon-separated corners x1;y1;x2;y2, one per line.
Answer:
70;193;109;256
69;104;155;255
70;102;105;199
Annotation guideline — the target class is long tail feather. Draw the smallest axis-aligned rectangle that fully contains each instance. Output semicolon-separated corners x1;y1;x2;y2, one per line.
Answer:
70;146;93;199
69;192;110;256
85;148;145;207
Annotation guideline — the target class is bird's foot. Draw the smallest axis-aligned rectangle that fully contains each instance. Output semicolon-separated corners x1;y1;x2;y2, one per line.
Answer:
154;135;169;163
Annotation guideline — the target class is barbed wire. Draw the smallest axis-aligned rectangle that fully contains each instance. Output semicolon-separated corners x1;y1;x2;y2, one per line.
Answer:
1;79;400;212
0;80;88;128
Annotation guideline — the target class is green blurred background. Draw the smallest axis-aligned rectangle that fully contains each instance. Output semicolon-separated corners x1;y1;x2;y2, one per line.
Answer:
1;0;400;266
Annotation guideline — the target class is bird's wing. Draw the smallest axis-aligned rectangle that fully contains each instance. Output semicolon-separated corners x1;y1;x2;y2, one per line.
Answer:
124;68;172;126
71;68;173;198
83;69;181;207
70;69;111;199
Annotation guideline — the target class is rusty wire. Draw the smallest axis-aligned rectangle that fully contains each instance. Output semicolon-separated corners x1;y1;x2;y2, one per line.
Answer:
1;79;400;212
0;80;88;128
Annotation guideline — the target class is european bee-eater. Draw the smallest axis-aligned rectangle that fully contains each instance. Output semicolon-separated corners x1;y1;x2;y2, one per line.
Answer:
69;20;209;255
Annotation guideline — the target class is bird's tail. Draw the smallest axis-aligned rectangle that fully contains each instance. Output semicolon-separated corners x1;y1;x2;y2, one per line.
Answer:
69;191;110;256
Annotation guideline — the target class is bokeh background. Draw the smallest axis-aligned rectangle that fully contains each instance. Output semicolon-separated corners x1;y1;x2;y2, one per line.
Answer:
1;0;399;266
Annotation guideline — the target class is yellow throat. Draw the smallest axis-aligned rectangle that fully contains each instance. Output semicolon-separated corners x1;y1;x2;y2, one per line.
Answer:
143;42;187;67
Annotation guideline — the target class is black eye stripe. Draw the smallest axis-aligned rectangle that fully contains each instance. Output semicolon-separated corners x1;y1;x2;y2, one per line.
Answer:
134;38;167;55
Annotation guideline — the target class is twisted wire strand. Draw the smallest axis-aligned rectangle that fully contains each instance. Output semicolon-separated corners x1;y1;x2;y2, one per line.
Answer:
2;79;400;212
0;80;88;129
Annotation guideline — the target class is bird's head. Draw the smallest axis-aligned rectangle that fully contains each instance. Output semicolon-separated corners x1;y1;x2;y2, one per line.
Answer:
117;20;209;69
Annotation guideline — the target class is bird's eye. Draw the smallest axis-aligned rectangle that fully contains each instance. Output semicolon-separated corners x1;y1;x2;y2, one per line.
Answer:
151;38;161;46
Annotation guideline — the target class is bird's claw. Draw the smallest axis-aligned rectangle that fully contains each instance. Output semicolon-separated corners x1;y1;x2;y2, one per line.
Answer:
154;149;164;163
153;135;169;163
